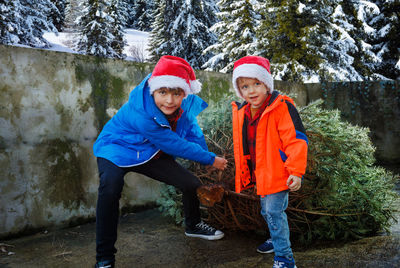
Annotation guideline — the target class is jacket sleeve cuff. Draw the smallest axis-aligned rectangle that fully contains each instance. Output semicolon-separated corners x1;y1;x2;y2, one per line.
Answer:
207;153;216;166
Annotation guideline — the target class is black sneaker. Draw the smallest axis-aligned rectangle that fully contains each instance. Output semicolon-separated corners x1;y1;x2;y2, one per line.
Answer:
95;260;115;268
185;221;224;240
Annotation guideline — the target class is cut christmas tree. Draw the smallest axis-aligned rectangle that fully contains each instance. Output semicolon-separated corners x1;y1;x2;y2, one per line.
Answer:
158;97;399;243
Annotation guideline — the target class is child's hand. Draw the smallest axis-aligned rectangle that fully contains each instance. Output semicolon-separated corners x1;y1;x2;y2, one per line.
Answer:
287;175;301;191
212;156;228;170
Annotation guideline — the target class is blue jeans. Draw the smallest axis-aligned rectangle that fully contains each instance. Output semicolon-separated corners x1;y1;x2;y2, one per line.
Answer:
260;190;293;259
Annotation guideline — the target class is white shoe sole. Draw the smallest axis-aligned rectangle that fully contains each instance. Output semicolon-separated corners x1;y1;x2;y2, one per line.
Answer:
256;248;274;254
273;262;297;268
184;232;224;240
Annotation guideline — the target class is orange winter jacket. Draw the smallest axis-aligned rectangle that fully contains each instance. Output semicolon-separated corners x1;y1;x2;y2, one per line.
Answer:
232;91;308;196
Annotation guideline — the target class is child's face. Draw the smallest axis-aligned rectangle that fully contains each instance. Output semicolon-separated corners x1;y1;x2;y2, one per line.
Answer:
153;87;185;115
237;77;269;108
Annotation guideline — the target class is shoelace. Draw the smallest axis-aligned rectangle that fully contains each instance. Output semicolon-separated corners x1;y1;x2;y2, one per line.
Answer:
264;239;272;245
273;261;285;268
196;222;215;232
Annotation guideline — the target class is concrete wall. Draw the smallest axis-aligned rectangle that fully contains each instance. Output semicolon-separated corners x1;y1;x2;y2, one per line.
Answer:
1;45;399;238
0;45;237;239
0;46;156;239
275;80;400;164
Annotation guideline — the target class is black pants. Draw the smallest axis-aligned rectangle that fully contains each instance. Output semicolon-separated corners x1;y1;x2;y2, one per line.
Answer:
95;155;202;262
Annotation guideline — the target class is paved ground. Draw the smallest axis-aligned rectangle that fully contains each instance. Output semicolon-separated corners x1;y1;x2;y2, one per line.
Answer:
2;165;399;268
0;208;399;268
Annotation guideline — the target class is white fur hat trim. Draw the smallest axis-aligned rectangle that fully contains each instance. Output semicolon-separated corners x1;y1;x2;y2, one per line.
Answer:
232;63;274;98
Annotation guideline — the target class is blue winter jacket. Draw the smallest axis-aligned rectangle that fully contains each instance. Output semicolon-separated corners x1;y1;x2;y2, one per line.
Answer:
93;74;216;167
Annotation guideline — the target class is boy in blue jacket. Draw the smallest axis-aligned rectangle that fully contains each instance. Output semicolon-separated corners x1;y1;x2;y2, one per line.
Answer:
93;55;228;268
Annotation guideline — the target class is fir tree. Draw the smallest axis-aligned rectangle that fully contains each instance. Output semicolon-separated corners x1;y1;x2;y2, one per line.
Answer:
203;0;260;72
0;0;23;45
64;0;83;30
49;0;67;31
109;0;127;59
201;0;234;72
256;0;321;81
76;0;125;59
125;0;136;28
338;0;380;80
0;0;58;47
21;0;59;47
200;0;219;27
300;0;336;81
370;0;400;80
76;0;113;57
148;0;171;62
149;0;216;68
131;0;155;31
159;97;398;242
254;0;381;82
306;0;364;81
117;0;130;28
170;0;217;68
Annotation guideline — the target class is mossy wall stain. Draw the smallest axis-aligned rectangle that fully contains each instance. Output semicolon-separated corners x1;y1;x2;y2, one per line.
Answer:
45;139;85;209
128;62;153;82
109;77;126;107
0;85;24;120
54;103;73;132
77;91;91;113
74;63;127;132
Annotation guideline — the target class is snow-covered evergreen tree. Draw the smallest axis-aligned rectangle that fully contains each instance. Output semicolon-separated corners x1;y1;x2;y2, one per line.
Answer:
149;0;216;68
148;0;171;62
306;0;365;81
109;0;127;58
299;0;336;81
203;0;260;72
76;0;125;59
338;0;380;80
253;0;382;82
21;0;59;47
76;0;113;57
125;0;136;27
129;0;155;31
0;0;23;45
200;0;219;27
117;0;130;28
49;0;67;31
171;0;217;68
65;0;83;30
370;0;400;80
0;0;58;47
256;0;323;81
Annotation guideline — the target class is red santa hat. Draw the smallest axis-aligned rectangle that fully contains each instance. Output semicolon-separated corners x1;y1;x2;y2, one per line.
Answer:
232;56;274;98
148;55;201;96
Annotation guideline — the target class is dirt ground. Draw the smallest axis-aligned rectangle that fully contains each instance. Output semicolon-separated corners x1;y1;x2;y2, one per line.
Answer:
0;207;399;268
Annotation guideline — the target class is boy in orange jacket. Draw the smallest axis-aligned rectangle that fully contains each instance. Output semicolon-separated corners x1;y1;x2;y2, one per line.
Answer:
231;56;308;268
